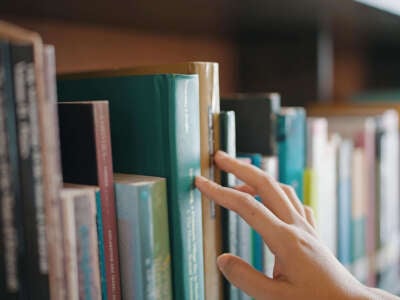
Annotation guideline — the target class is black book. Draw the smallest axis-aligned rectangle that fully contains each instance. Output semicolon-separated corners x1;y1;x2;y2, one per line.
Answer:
58;101;120;299
219;111;240;300
11;43;49;299
220;93;281;156
0;41;22;300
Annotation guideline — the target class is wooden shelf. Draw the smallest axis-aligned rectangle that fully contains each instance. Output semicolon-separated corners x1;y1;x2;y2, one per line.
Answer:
2;0;400;38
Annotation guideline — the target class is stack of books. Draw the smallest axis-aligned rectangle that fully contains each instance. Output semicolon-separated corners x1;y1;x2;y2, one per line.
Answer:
1;21;399;300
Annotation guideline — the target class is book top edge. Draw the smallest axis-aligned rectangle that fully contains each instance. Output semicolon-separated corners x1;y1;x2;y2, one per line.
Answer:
58;61;218;79
63;183;100;191
114;173;165;185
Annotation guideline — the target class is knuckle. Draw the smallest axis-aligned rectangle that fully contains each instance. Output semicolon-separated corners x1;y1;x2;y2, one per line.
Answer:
282;184;296;196
304;205;314;215
284;226;310;250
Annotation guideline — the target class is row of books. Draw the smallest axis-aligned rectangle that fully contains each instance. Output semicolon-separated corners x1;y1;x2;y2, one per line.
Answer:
0;20;228;300
1;20;399;300
219;96;400;298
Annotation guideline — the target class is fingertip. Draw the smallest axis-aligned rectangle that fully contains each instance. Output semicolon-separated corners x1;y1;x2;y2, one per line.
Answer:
214;150;230;163
195;175;208;187
217;253;232;271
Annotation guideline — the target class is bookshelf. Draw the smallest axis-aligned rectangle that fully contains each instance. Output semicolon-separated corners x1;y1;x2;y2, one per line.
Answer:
2;1;400;298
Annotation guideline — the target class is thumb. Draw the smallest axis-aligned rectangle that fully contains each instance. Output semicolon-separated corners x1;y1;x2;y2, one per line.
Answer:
217;253;286;299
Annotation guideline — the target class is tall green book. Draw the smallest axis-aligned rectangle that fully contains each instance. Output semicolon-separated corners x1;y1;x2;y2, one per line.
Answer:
57;73;203;300
114;174;172;300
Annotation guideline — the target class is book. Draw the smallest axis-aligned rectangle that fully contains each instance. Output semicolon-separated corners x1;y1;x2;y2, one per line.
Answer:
57;73;203;300
221;93;281;156
11;43;49;299
219;111;240;300
277;107;306;201
114;174;172;300
60;189;79;300
0;40;21;300
234;157;252;300
0;21;66;300
61;186;101;300
337;139;354;269
374;111;400;289
64;184;106;300
304;118;328;227
73;188;102;300
237;153;264;274
58;62;222;299
57;101;120;300
324;134;340;256
351;147;368;282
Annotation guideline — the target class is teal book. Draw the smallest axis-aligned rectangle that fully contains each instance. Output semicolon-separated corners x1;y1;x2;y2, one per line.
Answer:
237;153;263;273
114;174;172;300
336;140;353;269
277;107;306;201
57;73;203;300
219;111;239;300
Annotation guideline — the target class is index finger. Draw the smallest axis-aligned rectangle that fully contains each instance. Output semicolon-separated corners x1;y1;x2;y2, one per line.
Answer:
195;176;286;254
214;151;298;224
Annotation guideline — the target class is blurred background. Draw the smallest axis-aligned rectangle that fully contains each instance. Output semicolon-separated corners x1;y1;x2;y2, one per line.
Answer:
2;0;400;106
2;0;400;296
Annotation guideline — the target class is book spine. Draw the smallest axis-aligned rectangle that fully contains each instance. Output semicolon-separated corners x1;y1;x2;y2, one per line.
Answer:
93;102;121;300
60;190;79;300
115;183;143;300
352;148;367;282
277;110;306;201
11;44;49;299
0;41;20;300
196;63;223;300
150;180;172;300
237;216;252;300
219;111;240;300
138;184;154;300
337;140;353;268
168;75;204;300
42;45;66;300
73;191;102;300
94;190;108;300
238;154;264;272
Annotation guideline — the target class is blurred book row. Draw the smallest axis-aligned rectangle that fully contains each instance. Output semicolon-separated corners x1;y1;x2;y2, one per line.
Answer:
1;20;399;300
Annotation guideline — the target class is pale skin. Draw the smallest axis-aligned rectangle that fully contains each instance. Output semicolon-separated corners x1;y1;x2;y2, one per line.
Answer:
195;151;400;300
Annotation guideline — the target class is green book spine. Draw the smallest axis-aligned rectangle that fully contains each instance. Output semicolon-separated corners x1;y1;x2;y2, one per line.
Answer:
58;74;203;300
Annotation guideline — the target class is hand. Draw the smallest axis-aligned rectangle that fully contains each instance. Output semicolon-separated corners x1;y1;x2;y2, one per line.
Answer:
195;151;398;300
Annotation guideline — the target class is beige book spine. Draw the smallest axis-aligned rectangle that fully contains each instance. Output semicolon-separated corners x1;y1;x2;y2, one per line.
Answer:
60;190;79;300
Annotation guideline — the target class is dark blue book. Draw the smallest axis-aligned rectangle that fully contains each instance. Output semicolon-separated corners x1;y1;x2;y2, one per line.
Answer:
0;40;23;300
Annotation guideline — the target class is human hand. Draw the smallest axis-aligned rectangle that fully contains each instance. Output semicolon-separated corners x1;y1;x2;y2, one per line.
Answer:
195;151;396;300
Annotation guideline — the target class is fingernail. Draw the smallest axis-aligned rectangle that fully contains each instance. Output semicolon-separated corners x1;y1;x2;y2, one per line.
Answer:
216;150;228;157
217;254;230;271
195;176;208;186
